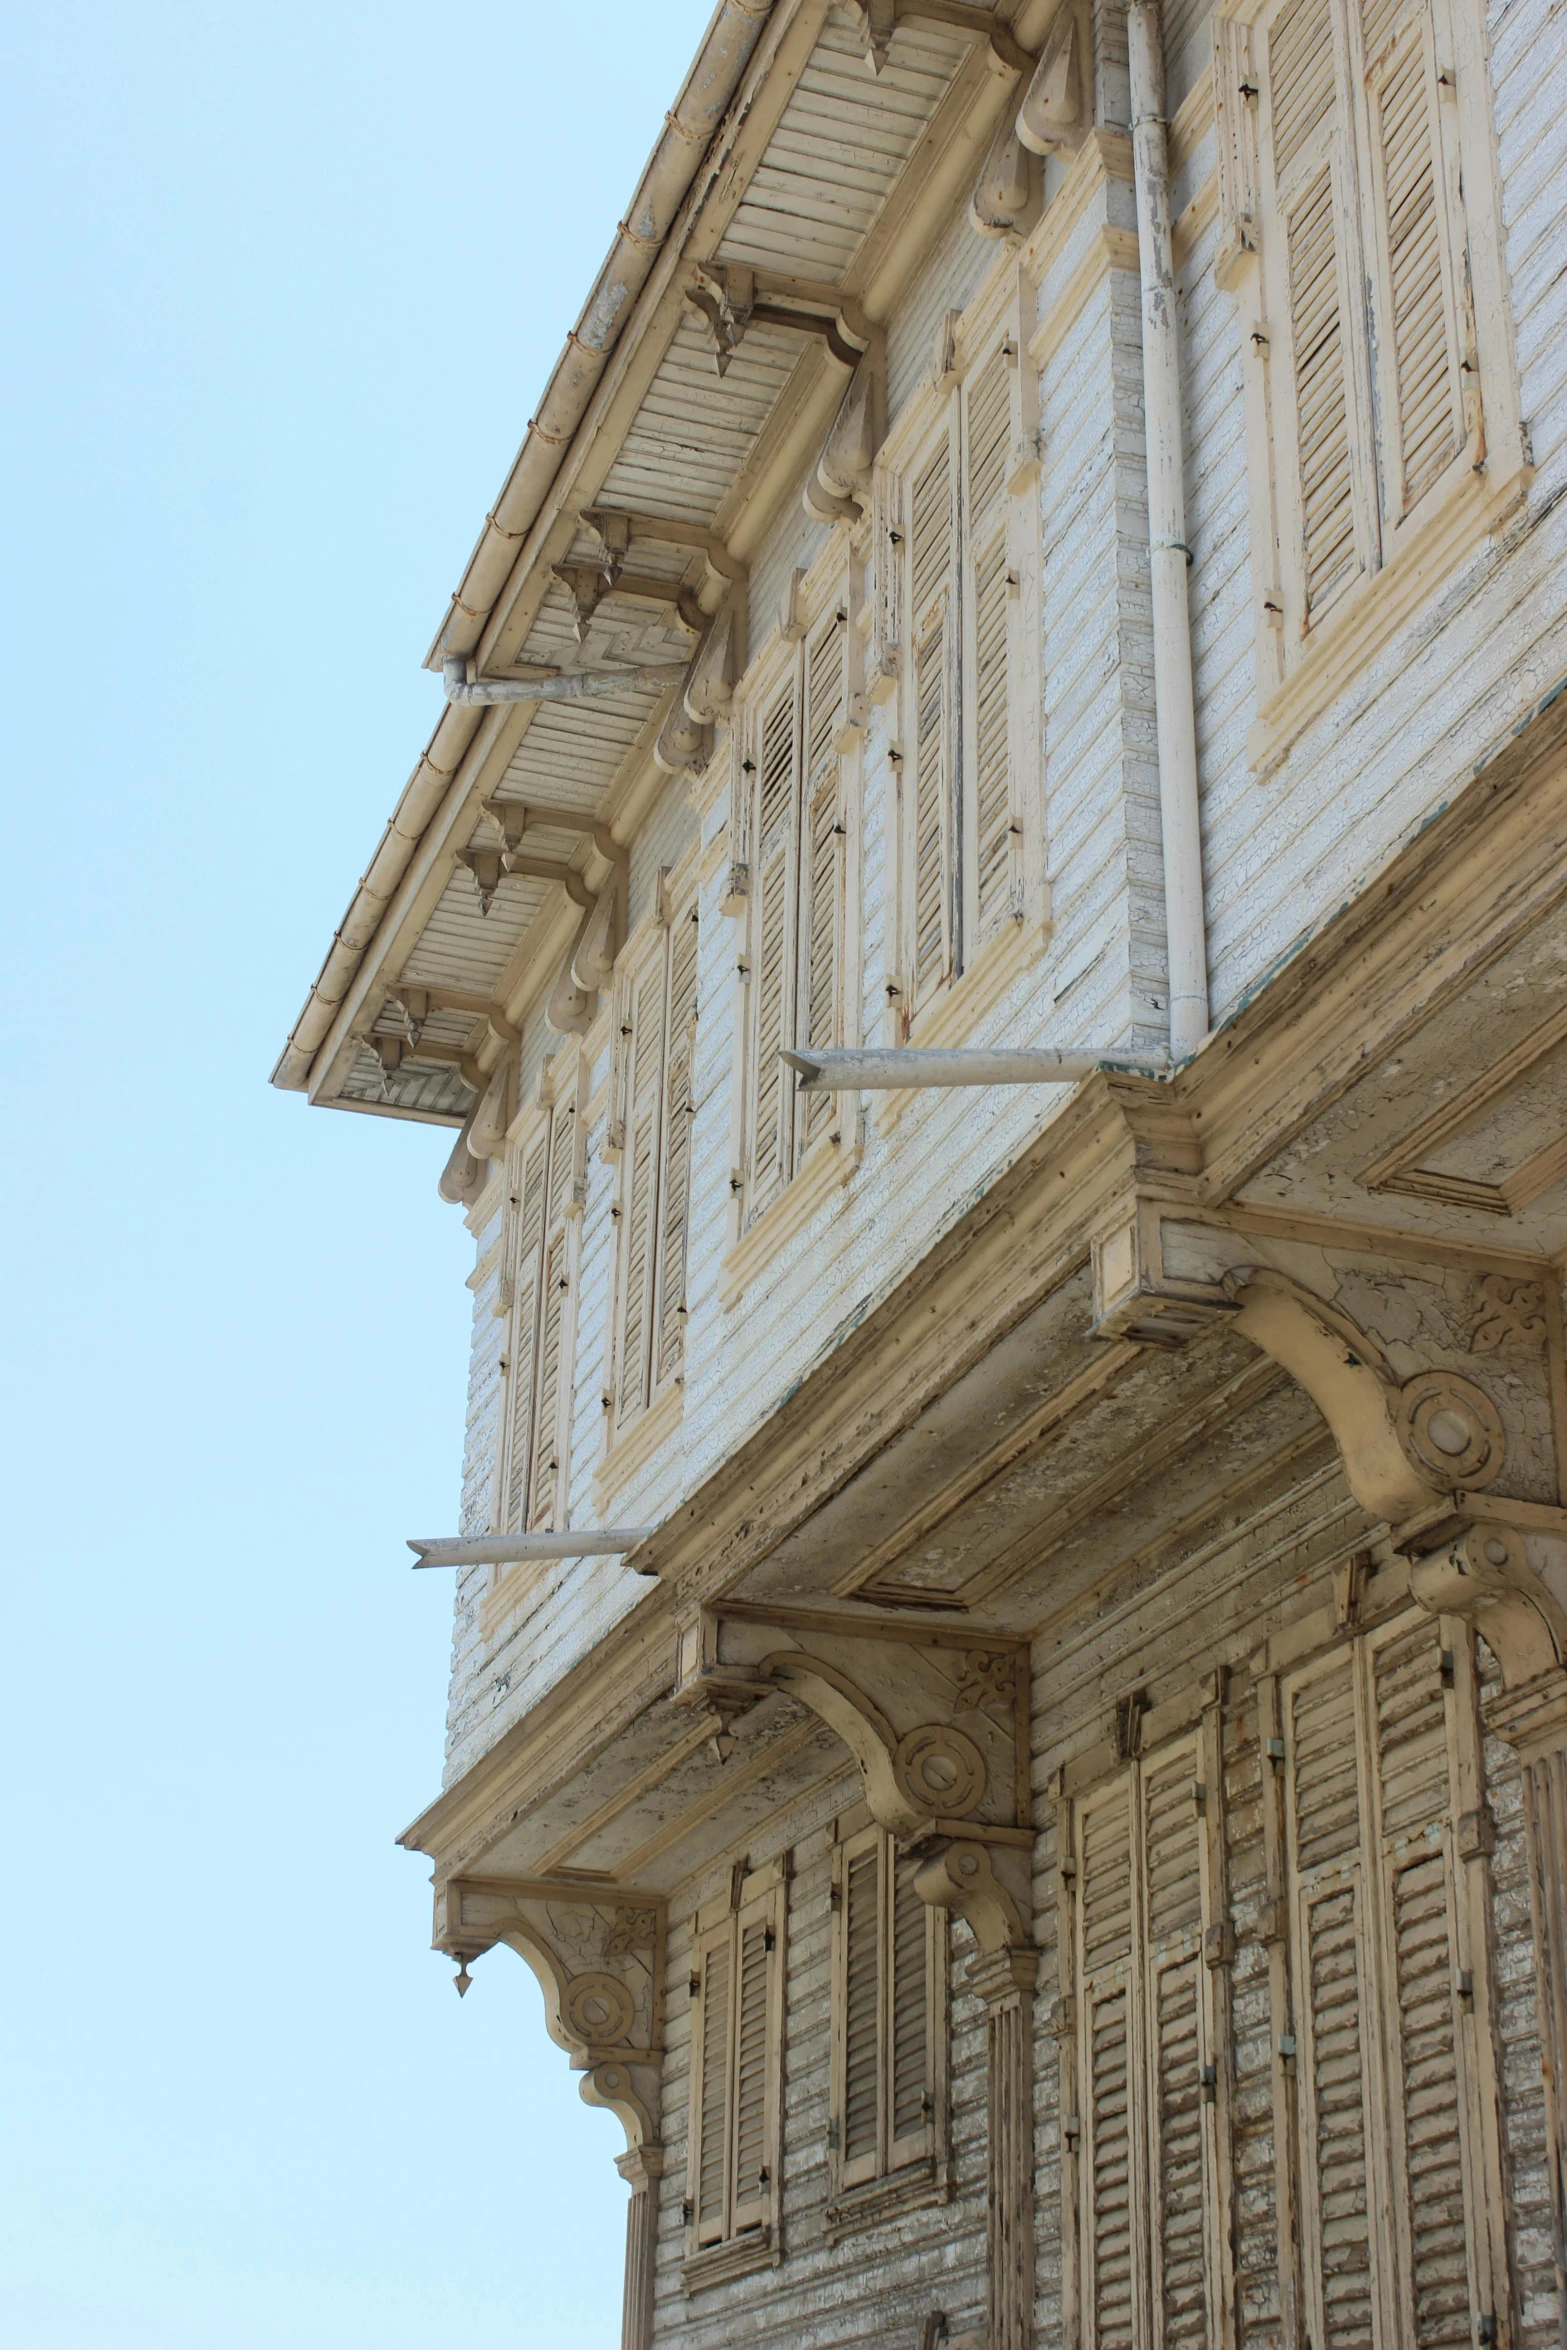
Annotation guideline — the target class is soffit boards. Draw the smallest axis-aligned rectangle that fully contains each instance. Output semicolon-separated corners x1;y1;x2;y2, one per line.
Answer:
326;13;982;1126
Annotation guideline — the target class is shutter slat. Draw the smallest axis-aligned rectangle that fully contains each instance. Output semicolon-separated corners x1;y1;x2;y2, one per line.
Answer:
654;903;699;1389
909;437;954;1007
527;1226;567;1529
1270;0;1335;170
746;684;797;1221
966;345;1011;521
696;1934;731;2245
801;619;844;1153
890;1861;930;2148
617;960;665;1423
731;1915;772;2225
1368;19;1461;515
972;535;1012;939
843;1845;881;2169
1079;1782;1136;2349
1142;1746;1208;2347
503;1129;550;1530
1287;163;1357;620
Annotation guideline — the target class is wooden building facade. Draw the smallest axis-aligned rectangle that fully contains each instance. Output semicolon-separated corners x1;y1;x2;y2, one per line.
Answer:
277;0;1567;2342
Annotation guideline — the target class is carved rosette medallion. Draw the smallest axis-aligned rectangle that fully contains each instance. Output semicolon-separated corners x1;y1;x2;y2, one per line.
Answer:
1394;1371;1507;1489
893;1723;987;1817
563;1971;637;2047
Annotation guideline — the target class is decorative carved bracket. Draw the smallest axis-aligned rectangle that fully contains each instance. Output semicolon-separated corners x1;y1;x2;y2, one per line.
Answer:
684;263;871;376
434;1875;666;2155
673;1605;1034;1947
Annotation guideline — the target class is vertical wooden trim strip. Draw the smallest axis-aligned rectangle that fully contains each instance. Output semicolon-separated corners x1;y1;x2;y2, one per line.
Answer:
1256;1670;1305;2350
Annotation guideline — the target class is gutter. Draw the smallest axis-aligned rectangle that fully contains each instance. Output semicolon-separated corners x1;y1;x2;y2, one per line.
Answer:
270;0;776;1096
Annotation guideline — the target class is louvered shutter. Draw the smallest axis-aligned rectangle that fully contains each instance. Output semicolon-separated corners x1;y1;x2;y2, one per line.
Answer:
964;346;1015;945
1077;1780;1138;2350
730;1904;774;2233
1368;1615;1473;2347
654;898;699;1391
526;1096;577;1530
1261;0;1368;634
1360;0;1467;524
615;951;666;1424
799;615;845;1155
746;685;797;1223
1141;1745;1209;2350
841;1835;882;2184
695;1928;732;2246
1285;1649;1377;2350
502;1127;550;1530
908;434;955;1009
888;1852;933;2168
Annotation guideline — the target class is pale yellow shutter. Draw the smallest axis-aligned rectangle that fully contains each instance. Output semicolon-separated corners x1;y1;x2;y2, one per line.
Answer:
730;1906;774;2232
1077;1779;1138;2350
1262;0;1368;633
800;614;845;1154
1360;0;1467;522
502;1127;550;1531
1140;1745;1209;2350
1285;1649;1376;2350
654;897;699;1391
909;435;955;1009
615;952;666;1424
746;685;798;1222
964;345;1015;946
888;1852;933;2167
1367;1615;1472;2343
526;1095;577;1529
695;1926;732;2245
841;1835;882;2184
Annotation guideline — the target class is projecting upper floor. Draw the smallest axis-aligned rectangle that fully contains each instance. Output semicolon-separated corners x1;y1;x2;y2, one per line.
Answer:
275;0;1567;1771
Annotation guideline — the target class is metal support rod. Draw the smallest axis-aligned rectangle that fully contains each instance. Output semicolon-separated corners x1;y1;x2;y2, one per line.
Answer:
408;1530;657;1568
443;656;686;708
781;1047;1169;1089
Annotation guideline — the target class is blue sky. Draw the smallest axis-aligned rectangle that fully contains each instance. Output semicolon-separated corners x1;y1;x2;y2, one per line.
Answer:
0;6;713;2344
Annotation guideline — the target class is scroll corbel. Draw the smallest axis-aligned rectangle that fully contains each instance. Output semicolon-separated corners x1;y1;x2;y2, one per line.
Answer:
686;262;754;375
1015;8;1089;154
803;361;879;523
970;112;1036;238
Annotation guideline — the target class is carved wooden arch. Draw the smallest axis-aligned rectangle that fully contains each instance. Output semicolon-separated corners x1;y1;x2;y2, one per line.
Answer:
433;1875;665;2156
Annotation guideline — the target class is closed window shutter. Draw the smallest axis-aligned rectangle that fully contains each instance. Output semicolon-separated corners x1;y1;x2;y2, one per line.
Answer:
842;1839;882;2181
503;1129;550;1530
654;899;699;1391
1286;1649;1378;2348
1141;1747;1208;2350
526;1098;577;1530
747;687;797;1222
1369;1617;1471;2345
730;1908;774;2231
615;955;667;1422
800;616;845;1155
965;345;1014;945
909;437;955;1009
1361;1;1466;521
888;1856;933;2164
1263;0;1366;630
1078;1780;1138;2350
695;1930;732;2246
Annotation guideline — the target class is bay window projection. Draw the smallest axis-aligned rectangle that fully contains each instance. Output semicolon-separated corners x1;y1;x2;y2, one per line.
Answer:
496;1059;583;1537
607;881;700;1439
738;602;850;1229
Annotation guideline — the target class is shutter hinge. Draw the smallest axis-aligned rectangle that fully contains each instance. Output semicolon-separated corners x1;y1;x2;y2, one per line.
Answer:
1200;2063;1218;2103
1265;1736;1286;1765
1477;2315;1498;2343
1051;1994;1076;2039
1062;2113;1081;2147
1276;2033;1297;2070
1205;1919;1237;1968
764;1926;776;1952
1192;1781;1208;1814
688;1972;701;1998
682;2198;694;2225
1441;1648;1456;1686
1458;1805;1495;1860
1458;1969;1476;2007
1260;1896;1288;1944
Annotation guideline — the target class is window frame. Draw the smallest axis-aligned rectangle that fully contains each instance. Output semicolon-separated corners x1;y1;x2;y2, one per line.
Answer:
875;270;1042;1035
604;864;700;1447
826;1815;950;2236
684;1856;789;2288
731;564;855;1237
1215;0;1527;769
492;1048;584;1557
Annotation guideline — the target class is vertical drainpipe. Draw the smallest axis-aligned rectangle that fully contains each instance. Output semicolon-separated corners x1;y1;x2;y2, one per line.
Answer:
1128;0;1210;1061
